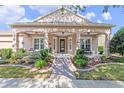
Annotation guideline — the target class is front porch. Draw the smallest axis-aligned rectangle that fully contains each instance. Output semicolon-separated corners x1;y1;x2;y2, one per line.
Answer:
13;28;110;57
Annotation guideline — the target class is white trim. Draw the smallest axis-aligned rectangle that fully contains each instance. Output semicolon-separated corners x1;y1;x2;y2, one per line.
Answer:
80;37;92;51
68;36;72;52
52;37;57;53
32;37;44;51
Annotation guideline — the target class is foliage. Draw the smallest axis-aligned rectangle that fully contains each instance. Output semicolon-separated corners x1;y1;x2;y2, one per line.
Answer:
9;48;26;64
100;55;108;62
76;49;84;58
110;28;124;56
74;49;88;67
98;46;104;55
76;58;87;67
111;57;124;63
31;48;50;62
67;5;124;14
16;48;27;59
35;59;48;69
9;53;18;63
0;48;12;59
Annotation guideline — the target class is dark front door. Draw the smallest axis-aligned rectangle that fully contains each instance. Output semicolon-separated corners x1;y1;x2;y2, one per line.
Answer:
60;39;65;53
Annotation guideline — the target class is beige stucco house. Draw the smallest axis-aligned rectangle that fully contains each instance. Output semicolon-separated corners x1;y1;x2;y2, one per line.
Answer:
0;7;114;57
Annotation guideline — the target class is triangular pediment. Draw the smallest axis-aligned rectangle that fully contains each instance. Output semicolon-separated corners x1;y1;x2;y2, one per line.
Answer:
34;8;92;23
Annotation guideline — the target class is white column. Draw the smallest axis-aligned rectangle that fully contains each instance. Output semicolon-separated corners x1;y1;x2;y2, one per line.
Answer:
104;31;111;57
44;32;49;49
76;32;81;50
12;29;19;52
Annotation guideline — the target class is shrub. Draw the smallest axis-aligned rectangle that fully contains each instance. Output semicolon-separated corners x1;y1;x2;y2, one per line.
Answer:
112;57;124;63
31;48;50;61
74;49;88;67
98;46;104;55
9;53;18;63
16;48;26;59
76;58;87;67
110;27;124;56
17;48;26;53
100;55;108;62
76;49;84;58
0;48;12;59
35;59;48;69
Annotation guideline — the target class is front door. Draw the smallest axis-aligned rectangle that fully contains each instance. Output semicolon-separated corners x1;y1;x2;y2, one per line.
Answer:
60;39;65;53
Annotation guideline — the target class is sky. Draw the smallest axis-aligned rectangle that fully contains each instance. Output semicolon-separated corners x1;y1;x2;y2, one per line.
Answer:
0;5;124;34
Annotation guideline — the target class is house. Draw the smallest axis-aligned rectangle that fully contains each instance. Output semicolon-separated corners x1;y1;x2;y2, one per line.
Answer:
0;7;114;57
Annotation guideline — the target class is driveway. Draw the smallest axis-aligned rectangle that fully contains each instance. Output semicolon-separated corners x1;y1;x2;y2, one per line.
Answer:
0;78;124;88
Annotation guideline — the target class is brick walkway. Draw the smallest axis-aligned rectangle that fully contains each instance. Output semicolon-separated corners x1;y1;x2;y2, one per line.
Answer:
51;54;77;79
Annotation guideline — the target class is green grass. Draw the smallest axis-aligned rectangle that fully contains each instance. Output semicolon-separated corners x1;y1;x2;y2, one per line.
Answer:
0;66;51;78
77;64;124;80
111;57;124;63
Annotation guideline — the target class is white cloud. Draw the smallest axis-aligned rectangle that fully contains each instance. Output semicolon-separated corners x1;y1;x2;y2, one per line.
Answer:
97;19;102;23
29;5;59;15
102;12;112;20
0;6;26;24
85;12;96;20
19;17;32;22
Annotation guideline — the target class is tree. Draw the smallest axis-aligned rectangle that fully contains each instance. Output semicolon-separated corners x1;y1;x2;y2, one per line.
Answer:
110;28;124;56
66;5;124;14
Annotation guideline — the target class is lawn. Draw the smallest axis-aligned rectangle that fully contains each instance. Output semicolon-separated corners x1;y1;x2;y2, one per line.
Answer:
0;66;51;78
77;64;124;80
111;57;124;63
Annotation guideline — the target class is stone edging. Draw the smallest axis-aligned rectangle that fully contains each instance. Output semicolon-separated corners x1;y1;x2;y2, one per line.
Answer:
77;62;124;72
0;64;32;68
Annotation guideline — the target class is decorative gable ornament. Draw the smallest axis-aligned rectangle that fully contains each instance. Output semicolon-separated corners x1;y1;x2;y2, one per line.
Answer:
34;8;91;23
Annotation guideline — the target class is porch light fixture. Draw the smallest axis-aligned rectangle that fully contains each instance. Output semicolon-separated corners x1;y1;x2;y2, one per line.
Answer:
35;32;38;34
87;32;90;35
62;32;64;34
87;29;90;35
61;5;64;15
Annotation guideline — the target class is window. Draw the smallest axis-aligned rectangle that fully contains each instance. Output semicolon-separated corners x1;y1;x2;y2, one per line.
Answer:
34;38;44;50
80;39;85;49
53;37;57;52
40;39;44;49
68;37;72;51
86;39;91;51
69;38;72;50
80;38;91;51
34;39;39;50
53;39;56;50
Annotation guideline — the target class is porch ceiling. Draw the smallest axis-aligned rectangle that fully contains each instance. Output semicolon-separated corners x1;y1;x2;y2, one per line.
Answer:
51;32;73;36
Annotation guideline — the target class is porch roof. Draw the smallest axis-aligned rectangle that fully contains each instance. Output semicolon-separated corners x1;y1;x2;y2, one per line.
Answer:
10;22;115;28
10;7;115;28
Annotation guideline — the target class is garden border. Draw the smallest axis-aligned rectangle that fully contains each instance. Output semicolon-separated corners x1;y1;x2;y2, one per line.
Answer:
0;64;32;68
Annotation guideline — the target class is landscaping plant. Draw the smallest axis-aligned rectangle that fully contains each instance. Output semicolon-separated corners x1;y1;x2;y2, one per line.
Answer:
16;48;26;59
110;27;124;56
98;46;104;55
74;49;88;67
32;48;51;69
35;59;48;69
0;48;12;59
9;53;18;63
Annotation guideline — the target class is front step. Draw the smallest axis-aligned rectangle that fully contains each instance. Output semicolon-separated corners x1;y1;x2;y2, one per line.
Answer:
54;54;71;59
